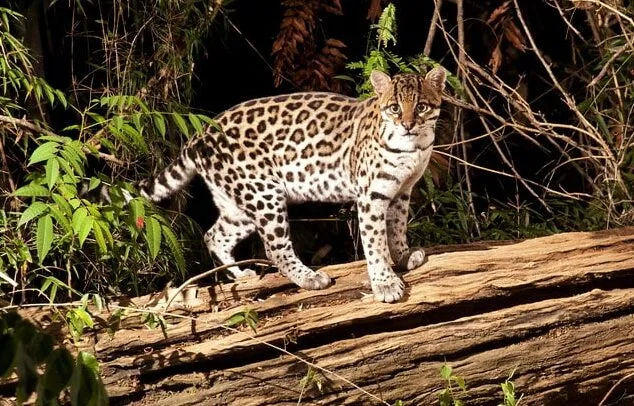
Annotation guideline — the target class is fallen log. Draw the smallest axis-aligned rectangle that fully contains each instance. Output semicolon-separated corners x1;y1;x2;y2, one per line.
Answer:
11;228;634;405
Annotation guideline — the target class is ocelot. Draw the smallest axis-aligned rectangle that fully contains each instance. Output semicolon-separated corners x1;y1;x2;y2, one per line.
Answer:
139;67;446;303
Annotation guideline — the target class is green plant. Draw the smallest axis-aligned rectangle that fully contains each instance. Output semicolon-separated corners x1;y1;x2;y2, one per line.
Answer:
0;311;108;405
8;129;195;298
405;172;606;246
346;4;413;97
347;4;461;98
498;368;523;406
438;363;467;406
1;5;221;304
298;366;325;396
226;307;260;333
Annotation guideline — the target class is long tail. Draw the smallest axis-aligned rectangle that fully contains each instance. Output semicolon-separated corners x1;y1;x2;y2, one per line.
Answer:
138;148;197;202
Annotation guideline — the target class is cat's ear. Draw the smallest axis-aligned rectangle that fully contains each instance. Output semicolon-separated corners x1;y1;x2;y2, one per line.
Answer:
425;66;446;92
370;70;392;96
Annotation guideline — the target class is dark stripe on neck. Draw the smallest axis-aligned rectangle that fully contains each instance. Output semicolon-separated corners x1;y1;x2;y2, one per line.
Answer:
370;191;391;200
416;139;435;151
383;145;417;154
376;171;400;182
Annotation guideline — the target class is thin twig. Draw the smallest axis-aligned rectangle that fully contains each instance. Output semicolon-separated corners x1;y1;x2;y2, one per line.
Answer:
598;371;634;406
588;44;627;87
220;9;298;88
424;0;443;56
453;0;479;236
434;150;590;200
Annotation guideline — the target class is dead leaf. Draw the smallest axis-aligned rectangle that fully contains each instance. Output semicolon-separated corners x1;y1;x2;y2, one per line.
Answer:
504;21;526;52
487;0;511;25
488;42;503;74
325;38;346;48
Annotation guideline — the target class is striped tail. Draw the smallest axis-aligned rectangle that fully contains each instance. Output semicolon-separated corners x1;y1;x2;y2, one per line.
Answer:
138;149;197;202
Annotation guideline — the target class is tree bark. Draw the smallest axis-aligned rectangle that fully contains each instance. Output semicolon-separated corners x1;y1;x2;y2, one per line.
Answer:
15;228;634;405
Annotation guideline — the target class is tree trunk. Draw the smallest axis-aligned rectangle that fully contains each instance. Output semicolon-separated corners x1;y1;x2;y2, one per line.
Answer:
17;228;634;405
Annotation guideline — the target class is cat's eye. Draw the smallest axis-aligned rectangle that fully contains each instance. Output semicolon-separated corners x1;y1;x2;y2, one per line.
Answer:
416;103;430;113
388;104;401;114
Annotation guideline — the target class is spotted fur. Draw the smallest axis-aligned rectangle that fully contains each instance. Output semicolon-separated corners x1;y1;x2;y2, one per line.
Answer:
139;67;446;303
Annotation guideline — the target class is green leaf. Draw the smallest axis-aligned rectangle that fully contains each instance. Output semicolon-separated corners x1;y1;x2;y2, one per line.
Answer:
43;85;55;106
454;375;467;391
88;177;101;192
172;113;189;137
129;198;145;228
0;334;16;377
72;208;93;247
438;388;452;406
37;348;74;406
245;314;258;333
225;312;245;327
55;89;68;108
29;142;59;165
132;112;142;130
153;113;166;137
49;196;73;234
91;221;108;254
45;158;60;189
41;276;59;303
161;224;185;277
18;201;49;226
74;308;94;329
70;352;108;406
51;193;72;217
196;115;215;125
145;216;162;260
14;184;49;197
56;156;75;178
36;215;54;263
122;123;148;154
188;113;203;134
440;363;453;380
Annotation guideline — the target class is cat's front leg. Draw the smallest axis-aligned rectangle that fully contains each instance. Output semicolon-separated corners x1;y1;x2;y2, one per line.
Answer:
357;193;405;303
387;189;426;272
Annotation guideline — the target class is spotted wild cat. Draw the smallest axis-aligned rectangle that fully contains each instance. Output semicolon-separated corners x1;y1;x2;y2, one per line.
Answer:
139;67;446;302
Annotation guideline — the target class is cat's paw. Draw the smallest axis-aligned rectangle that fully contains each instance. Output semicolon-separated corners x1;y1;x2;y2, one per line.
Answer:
226;267;257;279
397;247;426;272
289;267;332;290
371;272;405;303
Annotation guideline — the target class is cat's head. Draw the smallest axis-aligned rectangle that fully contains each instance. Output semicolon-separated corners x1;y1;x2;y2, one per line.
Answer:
370;67;446;145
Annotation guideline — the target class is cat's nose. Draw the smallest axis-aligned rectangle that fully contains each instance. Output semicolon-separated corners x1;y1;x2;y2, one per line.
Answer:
402;121;414;130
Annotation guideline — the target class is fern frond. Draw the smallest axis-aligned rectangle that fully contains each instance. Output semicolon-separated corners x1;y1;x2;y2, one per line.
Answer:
376;3;397;48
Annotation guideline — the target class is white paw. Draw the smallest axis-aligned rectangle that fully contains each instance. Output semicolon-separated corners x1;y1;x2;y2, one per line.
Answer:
397;247;426;272
297;269;332;290
407;248;426;270
372;273;405;303
287;266;331;290
226;267;257;279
